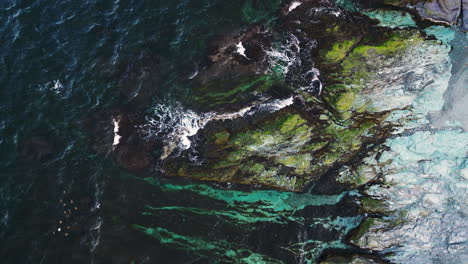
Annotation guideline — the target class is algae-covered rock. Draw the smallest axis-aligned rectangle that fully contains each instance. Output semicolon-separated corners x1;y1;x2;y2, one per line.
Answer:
336;165;377;187
350;210;411;251
360;197;389;214
321;28;450;115
91;0;449;194
189;25;281;112
158;1;450;191
162;104;389;191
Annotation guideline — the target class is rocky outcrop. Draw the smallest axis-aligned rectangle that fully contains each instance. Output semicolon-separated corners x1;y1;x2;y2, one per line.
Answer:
158;1;450;191
190;25;278;112
88;0;453;192
87;110;157;171
413;0;462;25
360;0;465;28
162;106;390;191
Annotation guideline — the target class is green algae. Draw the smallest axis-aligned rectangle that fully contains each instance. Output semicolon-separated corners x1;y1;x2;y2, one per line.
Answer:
279;114;307;134
337;166;376;186
341;31;423;86
341;34;416;86
323;30;424;114
350;217;376;244
334;91;356;112
326;122;376;153
323;39;358;63
213;131;230;145
278;154;313;174
164;105;385;191
194;75;280;108
361;197;388;213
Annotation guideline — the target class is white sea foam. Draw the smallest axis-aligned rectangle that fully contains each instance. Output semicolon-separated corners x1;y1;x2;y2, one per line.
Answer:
141;97;295;159
288;2;302;13
112;118;121;147
266;34;301;76
49;80;63;94
236;42;248;59
301;68;323;95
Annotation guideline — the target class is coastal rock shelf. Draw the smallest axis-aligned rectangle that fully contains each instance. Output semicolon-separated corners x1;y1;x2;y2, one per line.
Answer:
86;0;465;263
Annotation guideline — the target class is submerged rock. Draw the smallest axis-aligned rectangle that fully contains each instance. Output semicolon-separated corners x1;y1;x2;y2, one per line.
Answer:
21;136;53;161
87;110;157;171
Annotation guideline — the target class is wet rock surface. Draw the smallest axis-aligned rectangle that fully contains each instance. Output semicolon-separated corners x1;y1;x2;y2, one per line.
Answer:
190;25;276;112
85;1;465;262
157;0;450;191
89;0;452;192
358;0;466;28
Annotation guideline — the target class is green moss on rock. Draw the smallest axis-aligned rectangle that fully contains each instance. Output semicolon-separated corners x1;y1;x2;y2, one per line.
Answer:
322;39;358;63
194;75;280;109
350;217;377;244
323;30;424;115
213;131;230;145
361;197;388;213
163;106;386;191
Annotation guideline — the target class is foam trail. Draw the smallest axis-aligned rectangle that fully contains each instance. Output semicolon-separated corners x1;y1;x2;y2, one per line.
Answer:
112;118;121;147
142;96;295;159
235;42;249;59
266;33;301;76
288;2;302;13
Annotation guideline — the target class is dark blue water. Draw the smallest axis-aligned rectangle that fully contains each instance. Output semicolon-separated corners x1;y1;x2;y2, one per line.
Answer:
0;1;364;263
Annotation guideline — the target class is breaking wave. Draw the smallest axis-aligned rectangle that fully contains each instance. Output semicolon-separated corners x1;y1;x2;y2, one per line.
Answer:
140;96;295;159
